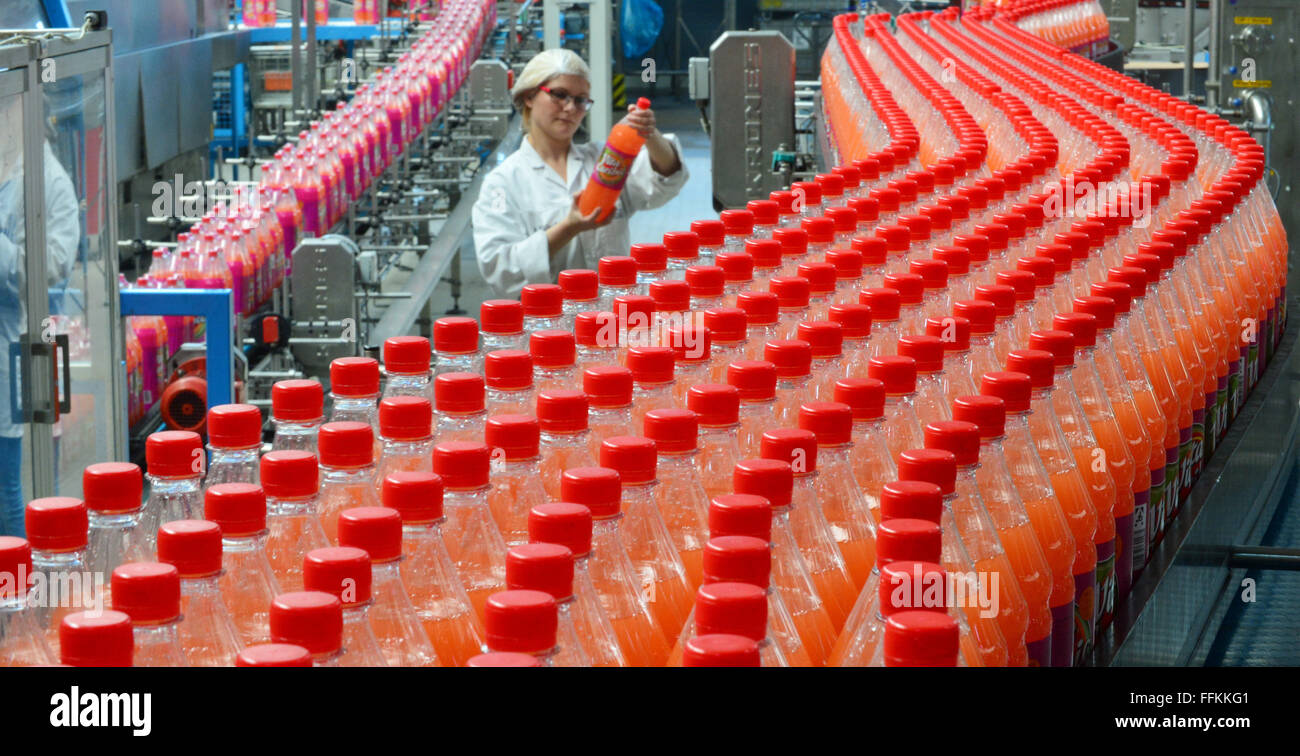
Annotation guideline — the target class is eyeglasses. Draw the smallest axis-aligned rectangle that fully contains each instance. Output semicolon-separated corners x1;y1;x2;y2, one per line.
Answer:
538;85;594;112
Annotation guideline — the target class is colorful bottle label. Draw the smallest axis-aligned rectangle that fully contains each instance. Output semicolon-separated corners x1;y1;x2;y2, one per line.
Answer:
1175;426;1193;514
1050;601;1074;667
1073;569;1096;666
1204;389;1219;459
1217;372;1232;442
1026;634;1051;668
1095;539;1117;631
1189;407;1206;486
590;143;636;191
1116;502;1137;601
1145;465;1164;566
1233;352;1246;418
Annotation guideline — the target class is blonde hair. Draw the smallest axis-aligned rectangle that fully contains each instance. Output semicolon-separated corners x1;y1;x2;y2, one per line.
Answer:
512;48;591;128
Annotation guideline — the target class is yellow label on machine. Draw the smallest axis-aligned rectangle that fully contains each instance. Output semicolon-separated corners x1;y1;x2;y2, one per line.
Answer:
1233;79;1272;89
1234;16;1272;25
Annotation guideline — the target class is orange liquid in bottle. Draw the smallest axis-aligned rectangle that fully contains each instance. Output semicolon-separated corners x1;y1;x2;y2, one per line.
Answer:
422;613;485;668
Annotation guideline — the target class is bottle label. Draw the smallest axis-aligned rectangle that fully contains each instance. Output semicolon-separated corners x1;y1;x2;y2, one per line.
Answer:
1175;426;1193;512
1218;371;1233;442
1026;635;1050;668
590;142;636;191
1233;353;1246;417
1203;390;1219;459
1146;465;1164;563
1095;539;1116;631
1050;601;1074;668
1073;569;1096;666
1189;407;1206;486
1161;446;1179;535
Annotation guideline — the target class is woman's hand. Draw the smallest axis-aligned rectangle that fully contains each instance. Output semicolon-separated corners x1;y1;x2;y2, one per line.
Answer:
623;104;658;139
547;191;611;254
626;105;682;177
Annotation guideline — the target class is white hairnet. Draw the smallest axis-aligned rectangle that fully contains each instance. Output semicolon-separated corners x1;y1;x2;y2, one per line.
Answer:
511;48;591;111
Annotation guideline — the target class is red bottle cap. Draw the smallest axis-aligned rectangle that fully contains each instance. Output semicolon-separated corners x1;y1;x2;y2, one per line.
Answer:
974;284;1016;317
708;494;773;541
801;217;836;244
156;519;223;577
769;190;796;214
1071;296;1114;330
665;230;702;259
868;355;917;394
111;562;181;623
270;592;343;655
59;611;134;667
643;408;698;453
630;243;669;273
745;238;783;268
528;330;576;370
480;299;525;334
520;284;563;318
765;339;812;378
573;311;618;348
688;384;740;426
815;172;845;198
703;307;746;343
923;420;981;466
583;365;633;408
682;634;761;667
560;467;622;518
1107;266;1148;298
953;300;995;335
952;395;1007;438
433;441;491;488
383;335;431;374
686;265;725;297
925;316;971;352
236;643;313;668
876;224;910;252
0;536;30;599
760;428;817;474
599;435;657;484
979;371;1033;413
24;497;88;552
1006;348;1057;387
272;379;324;421
720;209;754;236
897;448;957;495
792;180;822;206
746;200;779;225
695;582;767;640
486;414;541;460
338;507;403;563
536;390;588;432
852;236;889;265
932;246;969;276
953;233;990;263
773;228;809;258
382;471;444;523
528;502;593;558
737;290;779;325
1016;256;1056;287
378;395;432;440
485;590;557;654
995;270;1035;302
558;269;599;301
506;543;574;601
826;248;864;280
690;220;725;246
910;259;948;290
879;480;943;524
204;482;267;536
797;262;837;295
798;401;853;445
883;610;959;667
834;378;885;420
145;430;204;479
879;562;949;617
859;287;900;320
599;255;638;286
304;546;372;605
716;252;755;283
259;450;319;498
828;304;871;340
897;334;945;372
318;421;375;467
651;279;692;312
733;458;792;509
627;345;675;383
434;317;479;355
726;360;776;401
703;535;771;588
1089;281;1132;314
207;403;263;449
877;518;943;565
848;196;880;224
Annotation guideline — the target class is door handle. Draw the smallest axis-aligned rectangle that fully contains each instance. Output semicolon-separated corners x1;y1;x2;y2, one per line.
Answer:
54;333;71;416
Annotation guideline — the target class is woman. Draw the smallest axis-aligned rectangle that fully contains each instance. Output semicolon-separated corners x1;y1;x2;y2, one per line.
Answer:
471;48;689;298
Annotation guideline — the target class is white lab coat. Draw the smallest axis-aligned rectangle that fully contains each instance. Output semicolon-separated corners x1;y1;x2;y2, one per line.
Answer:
471;132;689;299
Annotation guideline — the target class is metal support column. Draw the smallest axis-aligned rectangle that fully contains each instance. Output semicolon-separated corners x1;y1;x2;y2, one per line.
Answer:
1183;0;1196;99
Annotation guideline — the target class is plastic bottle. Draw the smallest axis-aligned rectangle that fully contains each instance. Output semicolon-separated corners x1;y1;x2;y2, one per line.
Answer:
686;265;727;313
270;379;324;453
560;467;671;666
691;219;725;265
667;324;713;406
717;252;755;309
23;497;96;658
203;483;279;647
537;390;598;501
374;396;434;480
764;339;813;428
328;357;381;430
641;410;712;590
337;507;439;667
485;414;547;547
829;303;873;380
382;471;484;667
59;610;134;667
578;97;652;223
433;316;481;376
527;502;628;667
141;430;205;549
686;383;743;502
721;209;755;254
627;346;676;430
831;379;893;523
860;287;902;358
483;589;576;666
260;451;329;593
205;404;263;488
597;256;638;313
666;231;703;280
302;547;389;666
559;269;600;331
582;365;633;459
797;321;845;401
530;330;580;394
111;562;188;667
726;360;778;461
156;520;243;666
0;537;55;666
682;634;761;667
382;336;434;402
432;442;508;625
884;609;960;667
868;355;924;465
269;591;345;666
315;421;379;545
484;350;536;417
689;582;789;666
84;462;151;578
898;333;952;424
480;299;527;354
432;372;487;444
634;244;671;297
504;544;593;667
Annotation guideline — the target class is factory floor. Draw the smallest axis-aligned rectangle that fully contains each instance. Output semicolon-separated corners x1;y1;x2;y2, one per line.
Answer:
428;96;714;317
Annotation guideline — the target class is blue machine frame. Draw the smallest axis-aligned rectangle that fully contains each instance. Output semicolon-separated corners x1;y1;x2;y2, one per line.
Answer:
118;289;236;411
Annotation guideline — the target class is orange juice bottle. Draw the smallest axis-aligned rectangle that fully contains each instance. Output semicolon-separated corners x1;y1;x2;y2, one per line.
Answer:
484;414;548;547
537;390;598;502
383;472;485;668
431;441;508;626
528;502;629;667
579;97;651;223
338;507;440;667
797;402;879;588
375;396;434;480
925;419;1056;666
687;384;744;502
201;497;275;644
867;355;925;465
316;421;380;545
708;492;838;666
261;451;330;594
687;582;790;666
898;447;1032;667
599;436;695;640
667;536;815;667
733;458;855;633
642;409;712;590
981;369;1094;667
504;544;593;667
0;537;56;666
560;467;671;666
834;378;896;524
156;520;243;667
